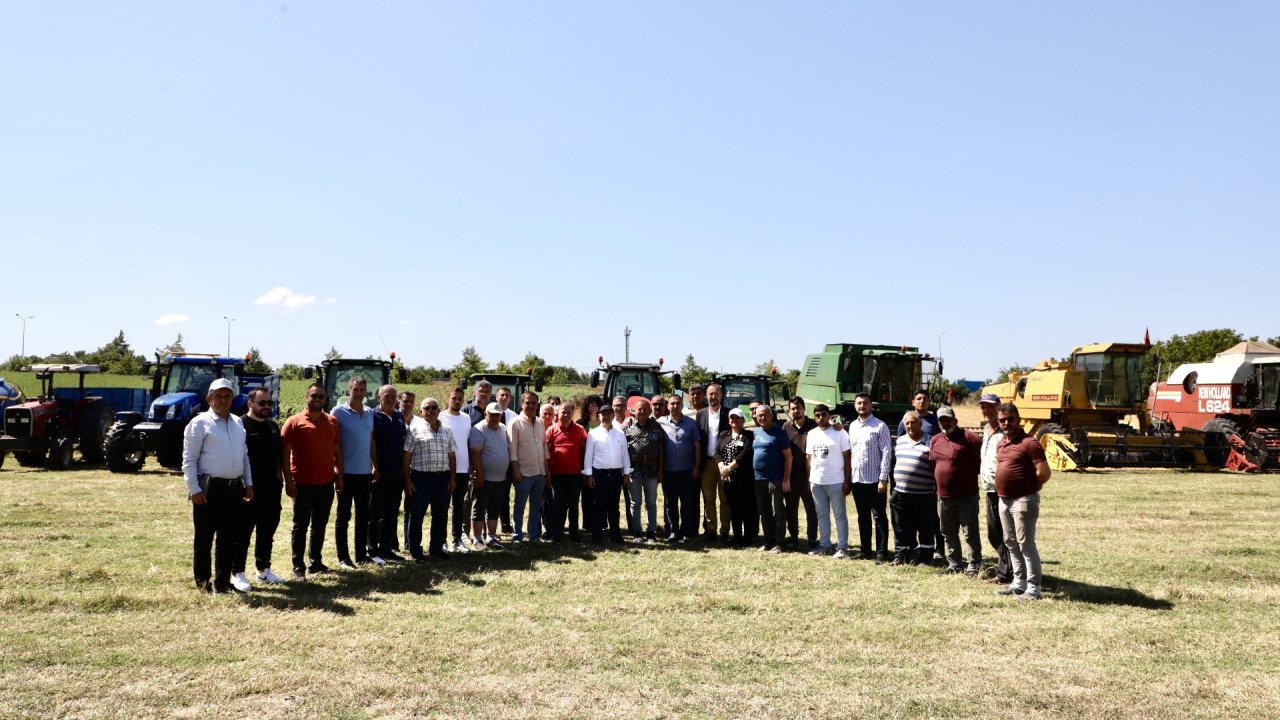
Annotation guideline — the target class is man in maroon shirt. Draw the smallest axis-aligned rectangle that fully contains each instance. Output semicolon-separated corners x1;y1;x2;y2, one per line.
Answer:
995;403;1051;600
931;407;983;577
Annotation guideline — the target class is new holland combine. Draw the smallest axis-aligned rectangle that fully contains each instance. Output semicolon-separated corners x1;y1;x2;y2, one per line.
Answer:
981;342;1212;471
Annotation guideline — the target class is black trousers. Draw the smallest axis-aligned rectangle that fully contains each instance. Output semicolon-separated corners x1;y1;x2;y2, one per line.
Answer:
450;473;471;543
549;473;582;541
754;480;787;548
890;490;938;563
590;469;624;541
291;483;334;571
499;477;513;532
851;482;889;556
662;469;698;540
726;477;758;544
234;479;281;573
193;478;249;590
335;473;372;562
986;491;1013;582
371;468;403;557
409;470;451;556
784;475;818;544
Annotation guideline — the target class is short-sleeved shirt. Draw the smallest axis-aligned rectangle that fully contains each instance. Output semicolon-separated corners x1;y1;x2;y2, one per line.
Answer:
404;421;455;473
282;412;339;486
751;424;791;482
469;421;511;481
898;412;940;441
547;422;587;475
624;418;665;479
332;403;375;475
784;417;817;483
931;429;982;499
996;432;1046;499
242;415;281;489
893;435;935;494
440;411;473;474
659;415;699;472
373;409;407;477
806;426;851;486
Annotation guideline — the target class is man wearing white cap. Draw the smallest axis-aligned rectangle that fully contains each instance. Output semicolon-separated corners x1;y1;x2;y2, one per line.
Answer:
182;377;253;593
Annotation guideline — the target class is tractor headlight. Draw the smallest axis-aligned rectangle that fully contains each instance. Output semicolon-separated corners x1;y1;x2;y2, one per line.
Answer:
166;405;179;419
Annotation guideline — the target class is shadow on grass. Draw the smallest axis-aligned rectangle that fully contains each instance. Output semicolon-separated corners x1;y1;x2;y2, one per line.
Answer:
1042;574;1174;610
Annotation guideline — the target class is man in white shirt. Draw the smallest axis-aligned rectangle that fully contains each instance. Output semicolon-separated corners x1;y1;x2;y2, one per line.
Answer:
440;387;475;553
848;392;892;562
583;405;632;544
805;403;853;558
696;383;732;542
182;377;253;593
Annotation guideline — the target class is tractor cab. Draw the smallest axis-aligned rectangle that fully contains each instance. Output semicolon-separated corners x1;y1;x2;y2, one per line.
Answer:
146;355;247;420
590;356;681;418
306;356;405;411
462;373;543;404
712;372;792;423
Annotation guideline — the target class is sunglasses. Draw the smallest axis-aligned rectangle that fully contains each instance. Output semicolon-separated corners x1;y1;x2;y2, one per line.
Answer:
255;400;275;407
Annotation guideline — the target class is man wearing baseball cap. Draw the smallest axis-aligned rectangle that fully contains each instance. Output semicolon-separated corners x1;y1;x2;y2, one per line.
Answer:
978;393;1011;584
182;377;253;593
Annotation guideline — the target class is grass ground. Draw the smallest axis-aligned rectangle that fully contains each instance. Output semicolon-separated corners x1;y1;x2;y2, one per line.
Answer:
2;459;1278;719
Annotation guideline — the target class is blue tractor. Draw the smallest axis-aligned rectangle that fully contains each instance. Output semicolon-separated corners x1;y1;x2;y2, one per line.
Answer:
104;353;280;473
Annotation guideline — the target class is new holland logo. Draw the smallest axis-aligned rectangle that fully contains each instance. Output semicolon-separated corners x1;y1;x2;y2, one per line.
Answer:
1031;394;1060;402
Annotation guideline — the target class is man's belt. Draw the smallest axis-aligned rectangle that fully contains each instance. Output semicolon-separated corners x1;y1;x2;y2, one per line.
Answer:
205;475;243;486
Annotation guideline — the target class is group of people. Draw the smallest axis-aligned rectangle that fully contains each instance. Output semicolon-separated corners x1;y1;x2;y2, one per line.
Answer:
181;379;1051;600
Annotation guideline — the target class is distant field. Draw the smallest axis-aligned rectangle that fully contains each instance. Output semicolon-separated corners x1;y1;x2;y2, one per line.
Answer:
1;460;1277;718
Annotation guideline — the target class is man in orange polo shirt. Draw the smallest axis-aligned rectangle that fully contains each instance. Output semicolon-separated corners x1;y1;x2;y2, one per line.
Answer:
282;382;344;581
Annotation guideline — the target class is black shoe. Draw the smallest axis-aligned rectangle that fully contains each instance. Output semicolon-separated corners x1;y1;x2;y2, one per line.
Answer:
337;559;357;570
383;551;407;563
411;553;428;563
501;525;514;534
996;586;1026;596
569;533;582;543
195;579;212;593
855;553;873;561
939;565;964;575
292;567;307;582
354;556;371;565
429;549;452;561
308;562;332;574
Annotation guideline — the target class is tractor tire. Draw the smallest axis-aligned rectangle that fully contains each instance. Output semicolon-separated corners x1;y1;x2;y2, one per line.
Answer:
105;419;146;473
49;438;74;470
16;445;48;467
79;402;113;463
1201;418;1242;467
1036;422;1069;439
157;448;183;469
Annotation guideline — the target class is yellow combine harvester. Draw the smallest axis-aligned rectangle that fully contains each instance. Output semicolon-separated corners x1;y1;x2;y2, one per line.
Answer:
981;342;1212;471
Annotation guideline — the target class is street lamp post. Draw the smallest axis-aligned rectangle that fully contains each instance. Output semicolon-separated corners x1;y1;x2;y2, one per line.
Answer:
223;316;235;357
15;314;34;359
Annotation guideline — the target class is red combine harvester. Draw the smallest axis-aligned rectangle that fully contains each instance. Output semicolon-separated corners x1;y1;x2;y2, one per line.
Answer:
1148;341;1280;471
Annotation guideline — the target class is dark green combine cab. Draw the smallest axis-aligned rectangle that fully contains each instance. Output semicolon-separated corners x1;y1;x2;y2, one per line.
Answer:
711;372;792;425
795;343;941;431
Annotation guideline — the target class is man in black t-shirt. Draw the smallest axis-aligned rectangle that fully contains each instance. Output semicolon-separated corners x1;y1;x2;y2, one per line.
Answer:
238;387;286;584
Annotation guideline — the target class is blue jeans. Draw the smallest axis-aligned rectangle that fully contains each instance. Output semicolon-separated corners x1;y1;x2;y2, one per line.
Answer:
811;482;848;550
627;473;659;535
409;470;451;556
513;474;546;541
591;468;624;541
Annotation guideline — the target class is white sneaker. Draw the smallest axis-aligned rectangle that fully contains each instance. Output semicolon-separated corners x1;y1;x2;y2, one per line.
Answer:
452;541;470;553
369;556;386;566
832;549;848;560
255;568;286;584
230;572;252;592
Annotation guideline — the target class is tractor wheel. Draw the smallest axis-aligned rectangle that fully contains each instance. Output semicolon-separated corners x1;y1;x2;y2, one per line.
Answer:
16;445;48;467
157;448;183;469
49;438;74;470
1036;422;1069;439
79;402;113;463
105;419;146;473
1202;418;1242;467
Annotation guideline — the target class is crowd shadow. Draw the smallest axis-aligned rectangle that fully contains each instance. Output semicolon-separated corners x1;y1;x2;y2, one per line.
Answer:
1042;574;1174;610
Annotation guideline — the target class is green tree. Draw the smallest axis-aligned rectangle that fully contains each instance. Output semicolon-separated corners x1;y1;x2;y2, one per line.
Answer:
324;346;343;362
4;354;42;371
92;331;145;374
519;351;551;385
452;346;488;382
155;333;186;358
993;364;1034;384
754;358;778;375
1145;328;1245;387
244;347;272;373
678;354;712;386
278;363;304;380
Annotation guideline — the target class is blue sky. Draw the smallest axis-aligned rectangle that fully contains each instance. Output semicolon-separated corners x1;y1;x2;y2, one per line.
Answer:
3;2;1277;381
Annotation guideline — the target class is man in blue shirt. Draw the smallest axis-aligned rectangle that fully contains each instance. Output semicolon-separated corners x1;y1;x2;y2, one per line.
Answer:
751;404;792;553
897;390;940;440
659;394;702;542
331;376;379;568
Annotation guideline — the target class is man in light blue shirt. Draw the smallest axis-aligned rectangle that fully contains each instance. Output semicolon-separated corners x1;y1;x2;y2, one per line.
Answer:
182;377;253;593
331;376;379;568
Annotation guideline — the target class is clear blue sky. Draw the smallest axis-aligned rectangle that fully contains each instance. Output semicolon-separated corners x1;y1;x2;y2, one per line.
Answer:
3;2;1277;381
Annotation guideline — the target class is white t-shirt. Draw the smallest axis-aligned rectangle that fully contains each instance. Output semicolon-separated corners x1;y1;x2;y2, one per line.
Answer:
806;426;852;485
706;407;722;457
440;411;473;473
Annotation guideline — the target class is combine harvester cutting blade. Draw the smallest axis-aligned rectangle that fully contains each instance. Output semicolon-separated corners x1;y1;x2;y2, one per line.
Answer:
1038;427;1215;472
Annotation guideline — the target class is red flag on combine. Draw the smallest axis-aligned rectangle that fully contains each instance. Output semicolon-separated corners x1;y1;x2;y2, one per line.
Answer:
1143;327;1151;346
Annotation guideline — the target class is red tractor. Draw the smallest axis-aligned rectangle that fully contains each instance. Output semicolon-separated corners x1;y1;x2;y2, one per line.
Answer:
1148;341;1280;471
0;364;119;469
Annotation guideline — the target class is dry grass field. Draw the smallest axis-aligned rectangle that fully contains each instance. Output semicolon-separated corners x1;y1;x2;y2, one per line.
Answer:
2;453;1279;718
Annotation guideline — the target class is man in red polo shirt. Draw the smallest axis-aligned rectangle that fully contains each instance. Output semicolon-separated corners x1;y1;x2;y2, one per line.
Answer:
994;403;1051;600
282;383;344;581
546;402;588;543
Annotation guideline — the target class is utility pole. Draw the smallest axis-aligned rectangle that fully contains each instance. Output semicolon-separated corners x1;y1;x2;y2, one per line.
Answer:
624;327;631;362
223;316;236;357
15;314;33;359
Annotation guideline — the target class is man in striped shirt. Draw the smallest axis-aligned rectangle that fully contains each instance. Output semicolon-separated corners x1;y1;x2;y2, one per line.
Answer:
890;411;938;565
848;392;892;562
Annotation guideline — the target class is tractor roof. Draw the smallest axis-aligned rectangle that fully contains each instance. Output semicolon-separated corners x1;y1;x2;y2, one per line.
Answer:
23;363;102;374
1165;342;1280;385
1072;342;1151;355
